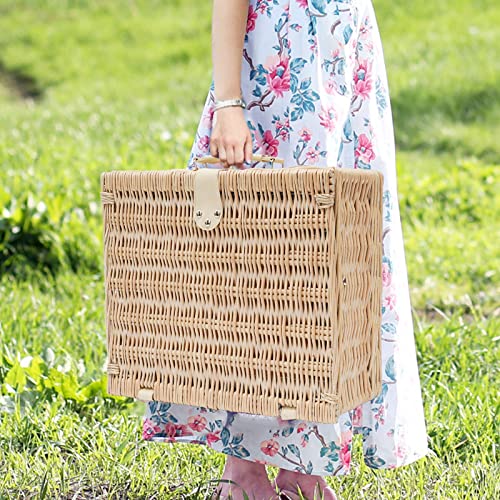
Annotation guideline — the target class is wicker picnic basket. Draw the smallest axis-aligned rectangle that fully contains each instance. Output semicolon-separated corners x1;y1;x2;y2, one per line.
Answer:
101;154;384;424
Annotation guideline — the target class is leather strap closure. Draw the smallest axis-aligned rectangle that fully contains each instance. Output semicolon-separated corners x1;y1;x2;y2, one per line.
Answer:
194;168;222;230
279;406;297;420
137;388;154;401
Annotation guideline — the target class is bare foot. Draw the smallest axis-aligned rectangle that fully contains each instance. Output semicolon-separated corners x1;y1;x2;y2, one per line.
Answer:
212;455;280;500
272;469;337;500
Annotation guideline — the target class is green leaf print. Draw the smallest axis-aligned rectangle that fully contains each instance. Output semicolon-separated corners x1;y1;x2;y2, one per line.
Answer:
231;433;244;445
385;355;396;381
221;427;230;447
364;445;387;467
365;455;387;468
222;445;251;459
320;441;340;461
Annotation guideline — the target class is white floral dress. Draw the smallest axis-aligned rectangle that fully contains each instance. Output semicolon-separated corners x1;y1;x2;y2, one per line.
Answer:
142;0;430;476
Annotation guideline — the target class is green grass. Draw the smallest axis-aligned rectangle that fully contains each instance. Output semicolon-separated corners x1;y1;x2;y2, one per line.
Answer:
0;0;499;498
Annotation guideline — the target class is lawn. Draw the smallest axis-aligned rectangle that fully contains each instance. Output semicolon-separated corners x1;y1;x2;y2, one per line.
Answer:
0;0;498;498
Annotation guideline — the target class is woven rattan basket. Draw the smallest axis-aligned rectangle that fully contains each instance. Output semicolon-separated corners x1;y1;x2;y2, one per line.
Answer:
101;154;384;424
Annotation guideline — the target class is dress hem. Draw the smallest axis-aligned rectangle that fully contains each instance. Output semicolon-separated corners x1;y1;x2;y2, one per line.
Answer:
142;434;431;477
363;446;432;471
143;434;351;476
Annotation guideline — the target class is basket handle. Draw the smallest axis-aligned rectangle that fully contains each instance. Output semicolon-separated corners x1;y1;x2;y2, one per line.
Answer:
192;154;285;170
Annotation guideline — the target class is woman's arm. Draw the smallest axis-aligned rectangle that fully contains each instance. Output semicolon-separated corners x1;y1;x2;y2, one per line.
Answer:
210;0;252;168
212;0;247;101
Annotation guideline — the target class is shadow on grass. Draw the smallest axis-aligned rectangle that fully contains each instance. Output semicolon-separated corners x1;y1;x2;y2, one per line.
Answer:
0;59;44;101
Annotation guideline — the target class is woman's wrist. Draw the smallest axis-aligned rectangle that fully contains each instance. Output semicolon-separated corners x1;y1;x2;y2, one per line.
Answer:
215;105;245;114
214;86;243;100
214;91;241;100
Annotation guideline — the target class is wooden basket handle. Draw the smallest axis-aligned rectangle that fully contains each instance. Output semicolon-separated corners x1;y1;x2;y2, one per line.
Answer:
192;154;285;170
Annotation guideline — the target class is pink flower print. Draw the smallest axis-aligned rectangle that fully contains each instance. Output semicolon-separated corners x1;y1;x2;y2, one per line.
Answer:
187;414;207;432
354;59;373;99
279;129;289;141
198;134;210;153
265;55;291;98
177;423;194;437
338;433;352;469
352;406;362;427
275;120;289;141
296;422;307;433
300;435;308;447
142;419;161;440
202;107;215;128
395;443;407;459
324;79;337;95
165;422;178;440
257;129;280;157
382;262;392;287
246;4;258;33
340;441;351;468
261;438;280;456
319;103;337;133
355;134;376;164
384;293;396;310
166;422;194;439
206;431;221;446
306;148;319;162
299;127;312;142
375;405;385;425
297;0;308;8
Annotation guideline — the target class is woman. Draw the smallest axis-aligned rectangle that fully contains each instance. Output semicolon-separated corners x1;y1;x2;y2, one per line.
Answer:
142;1;430;498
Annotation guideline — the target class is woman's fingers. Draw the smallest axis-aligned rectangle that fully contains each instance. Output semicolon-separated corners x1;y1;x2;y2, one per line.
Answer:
210;138;218;158
209;136;253;169
218;144;228;168
244;135;253;165
232;144;245;169
219;143;248;169
225;146;235;168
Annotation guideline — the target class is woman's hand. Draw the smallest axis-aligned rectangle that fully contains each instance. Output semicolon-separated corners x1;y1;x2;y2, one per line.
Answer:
210;106;253;169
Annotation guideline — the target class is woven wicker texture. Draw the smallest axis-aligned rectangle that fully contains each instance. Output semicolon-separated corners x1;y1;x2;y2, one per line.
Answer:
101;165;384;424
